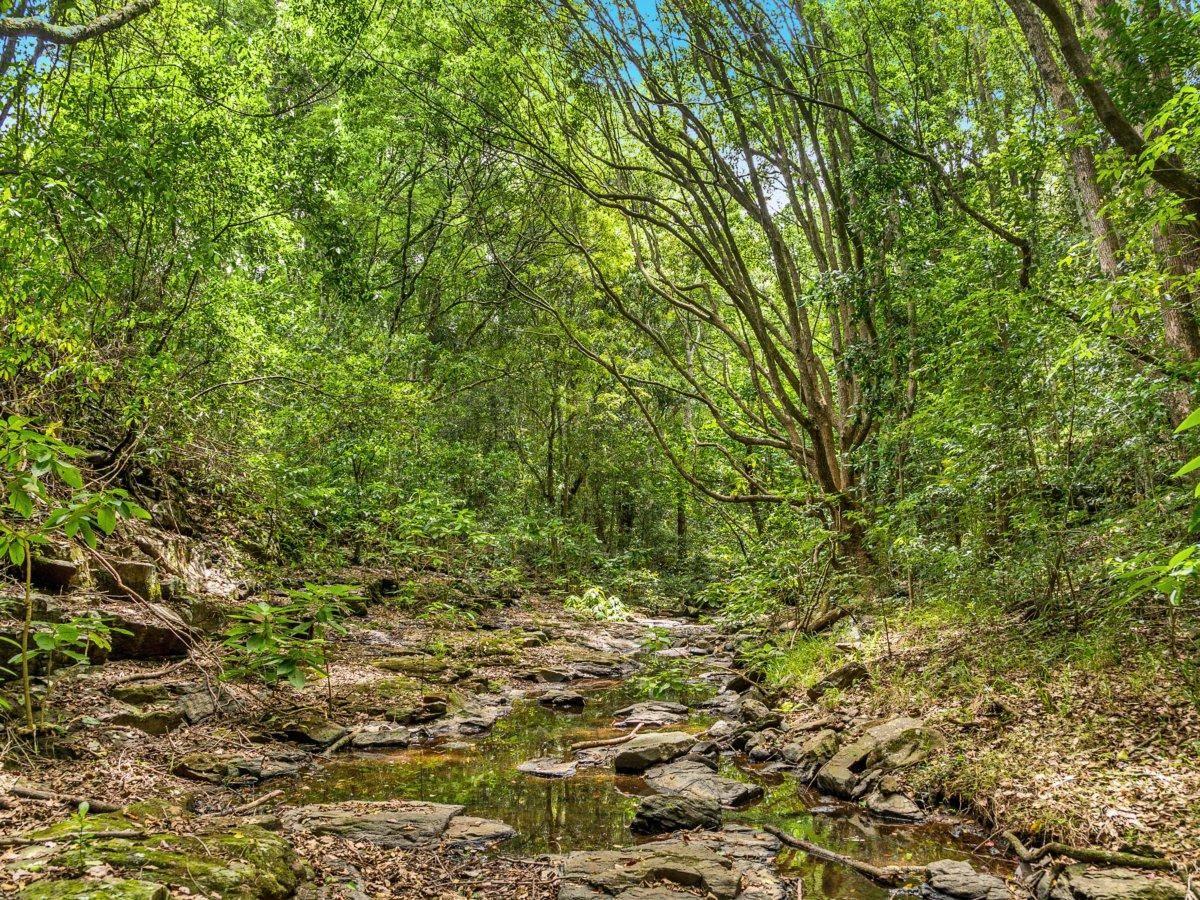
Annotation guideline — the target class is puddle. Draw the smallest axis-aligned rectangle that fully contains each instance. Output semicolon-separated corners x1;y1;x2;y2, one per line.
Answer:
279;681;1010;897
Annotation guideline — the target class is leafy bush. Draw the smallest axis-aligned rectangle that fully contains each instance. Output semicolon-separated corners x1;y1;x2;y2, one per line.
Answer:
564;586;629;621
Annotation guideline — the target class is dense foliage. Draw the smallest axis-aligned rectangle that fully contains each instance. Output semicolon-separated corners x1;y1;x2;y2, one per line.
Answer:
2;0;1198;687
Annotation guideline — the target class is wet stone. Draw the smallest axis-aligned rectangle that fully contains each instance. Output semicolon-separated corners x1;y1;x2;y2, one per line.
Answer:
517;756;578;778
539;688;586;709
630;794;722;834
613;700;688;727
922;859;1011;900
613;731;696;773
644;758;764;808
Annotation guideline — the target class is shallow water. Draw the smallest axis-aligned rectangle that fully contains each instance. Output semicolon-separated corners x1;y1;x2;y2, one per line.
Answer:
280;682;1008;898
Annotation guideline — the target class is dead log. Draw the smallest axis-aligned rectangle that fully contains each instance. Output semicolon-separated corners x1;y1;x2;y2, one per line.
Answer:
764;825;926;887
9;783;121;813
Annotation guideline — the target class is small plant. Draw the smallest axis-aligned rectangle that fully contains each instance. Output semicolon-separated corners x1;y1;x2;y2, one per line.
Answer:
0;417;148;742
222;584;357;711
564;586;629;622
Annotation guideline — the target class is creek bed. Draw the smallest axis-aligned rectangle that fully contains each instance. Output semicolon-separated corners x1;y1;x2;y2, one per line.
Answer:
276;681;1007;899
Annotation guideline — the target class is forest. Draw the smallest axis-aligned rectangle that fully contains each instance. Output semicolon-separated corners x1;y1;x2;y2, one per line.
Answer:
0;0;1198;897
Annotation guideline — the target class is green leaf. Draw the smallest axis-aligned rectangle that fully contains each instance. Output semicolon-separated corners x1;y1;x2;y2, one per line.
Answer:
79;520;97;549
57;463;84;490
1176;455;1200;478
8;541;25;567
9;486;33;518
96;506;117;535
1175;409;1200;433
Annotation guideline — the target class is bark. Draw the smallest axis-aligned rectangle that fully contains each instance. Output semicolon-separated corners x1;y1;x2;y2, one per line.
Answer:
1005;0;1121;278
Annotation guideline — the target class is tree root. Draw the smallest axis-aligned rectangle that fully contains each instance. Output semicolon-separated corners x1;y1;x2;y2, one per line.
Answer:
570;723;642;751
106;658;192;689
764;825;927;887
321;730;357;757
1003;831;1179;874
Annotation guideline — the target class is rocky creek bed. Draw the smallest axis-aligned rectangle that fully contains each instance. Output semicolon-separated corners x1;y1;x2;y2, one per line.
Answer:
2;599;1193;900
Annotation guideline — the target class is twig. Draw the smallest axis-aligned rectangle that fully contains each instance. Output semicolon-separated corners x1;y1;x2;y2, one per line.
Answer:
764;825;927;887
107;658;191;689
570;723;643;752
210;789;283;817
1003;831;1179;874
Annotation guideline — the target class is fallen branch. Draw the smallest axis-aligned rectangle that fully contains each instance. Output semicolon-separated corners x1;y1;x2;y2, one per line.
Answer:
9;783;121;813
106;658;191;689
0;829;144;847
211;789;283;817
1003;831;1178;874
764;825;926;887
570;723;642;751
320;728;359;757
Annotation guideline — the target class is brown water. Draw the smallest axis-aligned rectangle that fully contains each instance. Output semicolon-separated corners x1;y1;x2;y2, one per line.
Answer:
278;682;1009;898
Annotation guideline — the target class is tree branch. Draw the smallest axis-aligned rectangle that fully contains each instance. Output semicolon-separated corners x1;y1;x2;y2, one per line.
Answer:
0;0;159;46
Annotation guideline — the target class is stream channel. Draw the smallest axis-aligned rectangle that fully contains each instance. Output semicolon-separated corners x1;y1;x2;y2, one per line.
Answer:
278;658;1008;899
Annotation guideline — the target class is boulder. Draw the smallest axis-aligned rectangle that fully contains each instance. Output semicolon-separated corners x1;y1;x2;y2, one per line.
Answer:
387;695;448;725
724;673;757;693
780;728;840;774
815;717;932;797
630;794;722;834
110;703;185;735
18;876;170;898
517;756;578;778
172;750;308;784
95;559;161;603
538;688;586;709
644;759;764;808
613;701;688;727
737;697;782;728
531;667;573;683
922;859;1011;900
443;815;516;846
350;723;413;749
807;661;868;700
559;842;742;900
613;731;696;773
1043;866;1186;900
25;554;88;593
107;603;191;660
274;714;348;747
864;789;921;819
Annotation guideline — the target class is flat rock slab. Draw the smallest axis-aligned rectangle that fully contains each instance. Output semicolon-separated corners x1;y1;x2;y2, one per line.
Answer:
613;701;688;727
283;800;515;849
560;841;742;899
350;723;414;749
539;689;586;709
1042;866;1187;900
644;759;764;808
614;731;696;773
518;756;578;777
631;794;722;834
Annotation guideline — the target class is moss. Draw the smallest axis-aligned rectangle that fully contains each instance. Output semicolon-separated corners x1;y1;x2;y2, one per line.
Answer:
19;877;168;899
10;810;297;900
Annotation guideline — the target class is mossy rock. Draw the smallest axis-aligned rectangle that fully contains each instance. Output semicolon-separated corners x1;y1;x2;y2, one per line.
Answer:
373;655;473;680
20;877;168;898
7;807;298;899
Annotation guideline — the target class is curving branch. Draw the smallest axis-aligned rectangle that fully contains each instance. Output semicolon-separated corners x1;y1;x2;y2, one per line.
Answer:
0;0;159;46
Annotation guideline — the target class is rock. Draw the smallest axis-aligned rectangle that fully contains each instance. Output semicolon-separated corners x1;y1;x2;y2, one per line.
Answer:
560;842;742;900
106;603;191;659
1044;866;1186;900
275;715;348;747
864;790;922;819
539;689;586;709
807;661;869;700
110;682;174;705
815;717;933;797
283;800;512;849
644;758;764;808
685;741;720;769
630;794;722;834
178;688;222;724
520;629;550;647
531;667;572;683
780;728;840;775
95;559;161;603
613;701;688;727
110;703;185;735
5;805;297;899
737;697;782;728
724;673;757;693
866;719;945;770
681;826;788;900
922;859;1011;900
373;655;472;682
443;815;515;846
517;756;578;778
172;750;308;784
25;554;87;593
387;695;448;725
350;723;413;749
745;728;781;761
613;731;696;773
